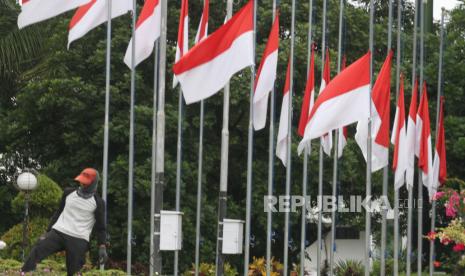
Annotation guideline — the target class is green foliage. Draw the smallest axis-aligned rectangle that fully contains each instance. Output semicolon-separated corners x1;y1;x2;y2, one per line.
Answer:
371;258;406;276
0;258;126;275
0;258;21;271
181;262;238;276
0;217;54;260
11;175;62;217
334;259;364;276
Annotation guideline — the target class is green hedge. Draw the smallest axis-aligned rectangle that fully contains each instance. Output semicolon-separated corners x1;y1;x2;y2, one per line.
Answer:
0;258;126;275
11;174;63;218
0;217;56;261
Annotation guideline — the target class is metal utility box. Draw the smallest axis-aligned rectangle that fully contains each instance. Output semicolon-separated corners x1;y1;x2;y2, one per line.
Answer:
222;219;244;254
160;210;183;251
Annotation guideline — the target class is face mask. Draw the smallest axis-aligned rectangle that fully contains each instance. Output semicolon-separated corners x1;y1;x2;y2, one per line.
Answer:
76;172;99;199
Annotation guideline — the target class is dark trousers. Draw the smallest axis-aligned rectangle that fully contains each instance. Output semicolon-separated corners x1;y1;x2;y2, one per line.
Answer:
22;229;89;276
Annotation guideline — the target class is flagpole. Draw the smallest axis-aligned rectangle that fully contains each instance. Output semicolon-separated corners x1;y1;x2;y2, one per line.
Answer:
380;1;393;275
195;2;207;274
365;0;374;275
407;1;419;275
429;8;445;276
126;0;137;273
174;56;185;276
215;1;233;274
417;0;425;273
266;1;277;274
317;1;328;275
243;0;257;273
393;1;402;275
329;1;343;274
153;0;168;274
283;0;295;275
195;97;204;276
149;41;160;276
101;0;112;270
300;0;313;274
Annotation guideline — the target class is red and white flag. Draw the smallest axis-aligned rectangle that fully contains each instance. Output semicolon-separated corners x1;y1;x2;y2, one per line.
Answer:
18;0;91;29
124;0;161;68
337;55;348;158
173;0;189;88
432;96;447;198
194;0;209;43
298;52;371;154
417;82;434;197
406;78;418;189
253;13;279;130
338;127;348;158
173;0;254;104
68;0;132;48
319;49;333;155
277;59;291;167
355;51;393;172
391;74;407;190
297;44;315;138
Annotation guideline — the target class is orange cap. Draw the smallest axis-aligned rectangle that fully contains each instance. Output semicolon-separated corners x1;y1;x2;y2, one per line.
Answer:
74;168;97;186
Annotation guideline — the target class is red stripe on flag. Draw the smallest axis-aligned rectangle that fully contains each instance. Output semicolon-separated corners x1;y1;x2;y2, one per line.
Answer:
409;78;418;122
254;12;279;92
136;0;160;29
283;56;291;95
418;81;431;174
177;0;188;56
393;73;406;171
173;0;253;74
197;0;209;41
298;44;315;137
436;96;447;184
69;0;97;30
373;51;393;147
323;48;331;85
306;52;370;125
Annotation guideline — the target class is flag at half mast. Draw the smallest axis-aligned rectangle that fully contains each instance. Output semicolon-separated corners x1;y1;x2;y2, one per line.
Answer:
391;73;408;190
253;12;279;131
18;0;91;29
124;0;161;67
298;52;371;154
355;51;393;172
173;0;254;104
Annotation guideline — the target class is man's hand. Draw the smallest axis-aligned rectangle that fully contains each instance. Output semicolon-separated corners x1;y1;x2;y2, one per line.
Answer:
99;245;108;265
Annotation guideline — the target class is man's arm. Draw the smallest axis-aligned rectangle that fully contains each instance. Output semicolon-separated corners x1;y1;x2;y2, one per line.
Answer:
46;188;74;232
94;195;107;246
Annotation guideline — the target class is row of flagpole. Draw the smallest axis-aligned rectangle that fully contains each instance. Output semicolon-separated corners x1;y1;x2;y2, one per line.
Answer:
267;0;278;274
393;0;403;274
380;1;394;275
116;0;448;274
15;0;450;274
299;0;313;274
430;8;446;276
329;0;345;274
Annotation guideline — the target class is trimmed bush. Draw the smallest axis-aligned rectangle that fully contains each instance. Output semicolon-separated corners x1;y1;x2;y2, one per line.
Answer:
0;258;126;275
0;217;55;261
182;262;238;276
12;174;63;218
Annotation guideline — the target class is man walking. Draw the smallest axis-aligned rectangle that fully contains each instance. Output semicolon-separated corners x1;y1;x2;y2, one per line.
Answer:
22;168;108;275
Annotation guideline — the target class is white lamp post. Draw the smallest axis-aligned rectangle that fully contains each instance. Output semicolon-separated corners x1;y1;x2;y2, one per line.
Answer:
16;170;38;261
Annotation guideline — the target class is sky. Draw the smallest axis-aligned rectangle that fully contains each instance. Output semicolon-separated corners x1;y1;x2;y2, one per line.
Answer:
433;0;460;20
406;0;460;20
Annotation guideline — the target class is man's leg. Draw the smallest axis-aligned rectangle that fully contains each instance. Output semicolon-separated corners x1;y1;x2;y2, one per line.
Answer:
63;234;89;276
22;230;64;272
